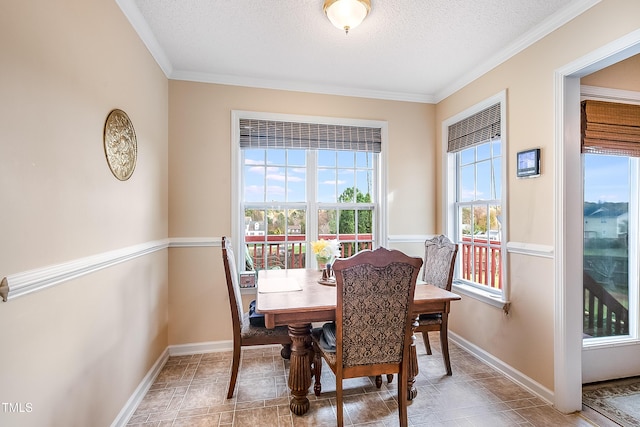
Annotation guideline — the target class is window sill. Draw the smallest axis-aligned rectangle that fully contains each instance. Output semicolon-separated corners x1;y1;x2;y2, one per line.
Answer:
452;282;511;314
240;286;257;295
583;336;640;349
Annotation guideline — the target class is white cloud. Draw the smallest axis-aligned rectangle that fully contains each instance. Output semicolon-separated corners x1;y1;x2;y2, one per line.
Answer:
267;173;286;182
244;185;264;195
248;166;265;174
267;185;285;195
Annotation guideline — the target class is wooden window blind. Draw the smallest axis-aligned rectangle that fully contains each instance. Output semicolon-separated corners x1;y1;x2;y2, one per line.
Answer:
581;100;640;157
239;119;381;153
447;103;501;153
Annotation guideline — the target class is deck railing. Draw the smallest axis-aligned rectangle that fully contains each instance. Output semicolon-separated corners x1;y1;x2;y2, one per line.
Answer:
245;234;373;270
248;236;626;335
456;240;630;336
459;237;502;289
246;235;502;288
583;272;629;337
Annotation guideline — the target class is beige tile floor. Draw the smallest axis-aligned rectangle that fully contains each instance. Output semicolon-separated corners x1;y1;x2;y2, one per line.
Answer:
127;333;605;426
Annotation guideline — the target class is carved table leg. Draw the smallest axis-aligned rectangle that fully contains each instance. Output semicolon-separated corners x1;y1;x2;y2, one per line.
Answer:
287;323;312;415
281;344;291;360
407;315;419;400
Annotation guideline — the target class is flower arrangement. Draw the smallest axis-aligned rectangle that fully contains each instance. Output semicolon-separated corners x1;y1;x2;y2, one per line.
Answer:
311;239;341;267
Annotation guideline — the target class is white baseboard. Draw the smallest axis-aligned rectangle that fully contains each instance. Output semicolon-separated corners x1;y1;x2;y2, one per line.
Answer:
114;334;556;426
110;348;169;427
168;340;233;356
111;340;239;426
449;331;554;405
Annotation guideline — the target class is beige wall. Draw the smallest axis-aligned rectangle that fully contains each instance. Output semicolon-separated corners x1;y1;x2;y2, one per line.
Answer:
582;53;640;91
0;1;169;426
167;81;435;345
2;0;640;423
436;0;640;390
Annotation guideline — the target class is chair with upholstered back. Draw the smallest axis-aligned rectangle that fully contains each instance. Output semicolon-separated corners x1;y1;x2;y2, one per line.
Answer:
416;234;458;375
221;236;291;399
312;247;423;427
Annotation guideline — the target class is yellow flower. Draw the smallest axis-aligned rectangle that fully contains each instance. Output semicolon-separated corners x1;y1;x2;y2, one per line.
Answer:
311;239;340;260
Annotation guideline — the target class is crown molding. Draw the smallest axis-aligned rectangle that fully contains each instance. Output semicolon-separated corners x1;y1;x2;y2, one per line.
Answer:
118;0;598;104
435;0;601;102
170;70;436;104
115;0;173;76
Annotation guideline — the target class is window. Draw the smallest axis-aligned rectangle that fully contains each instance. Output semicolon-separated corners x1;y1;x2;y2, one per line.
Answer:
232;113;386;272
583;154;635;339
444;92;507;304
581;99;640;341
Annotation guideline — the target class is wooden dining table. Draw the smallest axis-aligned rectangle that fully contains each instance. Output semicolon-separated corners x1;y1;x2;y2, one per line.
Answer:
256;268;461;416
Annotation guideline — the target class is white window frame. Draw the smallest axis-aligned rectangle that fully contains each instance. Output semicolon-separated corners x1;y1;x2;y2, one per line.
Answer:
582;153;639;347
580;87;640;347
231;110;388;273
443;90;509;308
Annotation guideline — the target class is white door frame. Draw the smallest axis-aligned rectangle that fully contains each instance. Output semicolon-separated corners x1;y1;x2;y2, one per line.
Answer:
554;29;640;413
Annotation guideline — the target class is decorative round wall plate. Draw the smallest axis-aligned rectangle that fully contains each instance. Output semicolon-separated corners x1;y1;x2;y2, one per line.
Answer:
103;109;137;180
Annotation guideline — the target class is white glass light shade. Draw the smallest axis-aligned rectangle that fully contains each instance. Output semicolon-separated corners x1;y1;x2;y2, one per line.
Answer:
323;0;371;34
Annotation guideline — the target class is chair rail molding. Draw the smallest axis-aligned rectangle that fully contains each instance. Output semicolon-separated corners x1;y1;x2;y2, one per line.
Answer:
0;237;229;303
0;236;552;304
168;237;221;247
388;234;436;243
1;239;169;303
506;241;554;258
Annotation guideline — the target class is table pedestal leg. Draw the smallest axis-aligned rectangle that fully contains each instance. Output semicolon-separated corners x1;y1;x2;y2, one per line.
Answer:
407;316;419;400
287;323;312;415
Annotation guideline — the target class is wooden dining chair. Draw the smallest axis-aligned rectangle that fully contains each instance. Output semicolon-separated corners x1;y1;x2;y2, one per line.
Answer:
221;236;291;399
312;247;423;427
416;234;458;375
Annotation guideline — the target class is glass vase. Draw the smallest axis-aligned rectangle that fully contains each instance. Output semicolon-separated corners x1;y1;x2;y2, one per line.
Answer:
316;255;332;271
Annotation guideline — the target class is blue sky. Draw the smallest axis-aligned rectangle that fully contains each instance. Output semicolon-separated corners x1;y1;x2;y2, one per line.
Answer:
584;154;629;203
243;149;628;205
243;149;373;203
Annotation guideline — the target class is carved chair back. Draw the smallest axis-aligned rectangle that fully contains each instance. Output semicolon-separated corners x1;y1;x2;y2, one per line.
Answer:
422;235;458;291
333;247;423;371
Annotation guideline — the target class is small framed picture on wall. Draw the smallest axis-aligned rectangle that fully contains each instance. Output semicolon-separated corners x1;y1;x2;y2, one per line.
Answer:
516;148;541;178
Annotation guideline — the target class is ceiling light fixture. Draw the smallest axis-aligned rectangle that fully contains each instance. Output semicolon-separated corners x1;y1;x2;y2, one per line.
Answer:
323;0;371;34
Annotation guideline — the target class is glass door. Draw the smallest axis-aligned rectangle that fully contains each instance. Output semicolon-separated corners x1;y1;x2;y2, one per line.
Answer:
583;154;632;339
582;153;639;381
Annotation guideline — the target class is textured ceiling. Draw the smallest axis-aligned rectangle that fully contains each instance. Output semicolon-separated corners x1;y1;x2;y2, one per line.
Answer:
118;0;599;103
